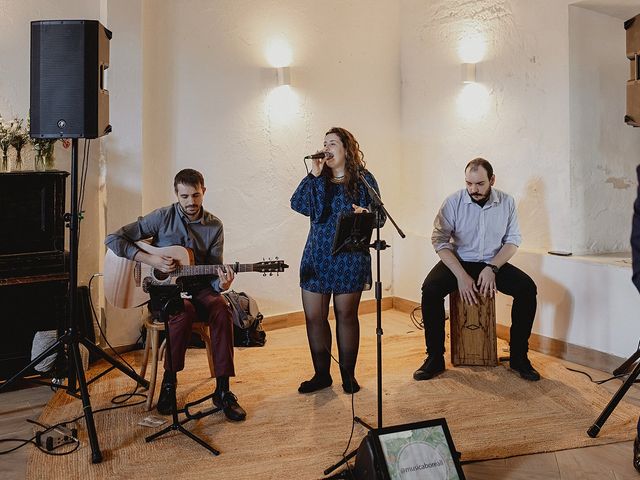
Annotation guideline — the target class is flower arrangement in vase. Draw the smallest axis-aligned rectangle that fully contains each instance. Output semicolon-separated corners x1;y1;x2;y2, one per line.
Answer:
31;138;58;171
7;118;29;171
0;121;10;172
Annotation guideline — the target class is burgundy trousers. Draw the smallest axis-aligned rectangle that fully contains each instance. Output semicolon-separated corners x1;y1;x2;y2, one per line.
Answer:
160;287;235;377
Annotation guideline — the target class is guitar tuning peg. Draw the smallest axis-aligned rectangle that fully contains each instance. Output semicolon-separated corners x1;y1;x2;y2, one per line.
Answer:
269;272;273;276
263;272;266;276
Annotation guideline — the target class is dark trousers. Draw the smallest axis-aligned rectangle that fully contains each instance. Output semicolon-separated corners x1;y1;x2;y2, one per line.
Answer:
153;286;235;377
421;260;537;359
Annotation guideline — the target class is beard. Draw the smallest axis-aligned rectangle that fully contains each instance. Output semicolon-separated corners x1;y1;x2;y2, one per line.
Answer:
469;188;491;204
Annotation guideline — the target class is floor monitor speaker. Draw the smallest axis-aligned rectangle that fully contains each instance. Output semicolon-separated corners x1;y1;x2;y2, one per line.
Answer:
30;20;112;139
352;418;466;479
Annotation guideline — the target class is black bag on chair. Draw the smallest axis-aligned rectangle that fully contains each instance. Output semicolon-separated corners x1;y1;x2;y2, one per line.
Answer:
223;290;266;347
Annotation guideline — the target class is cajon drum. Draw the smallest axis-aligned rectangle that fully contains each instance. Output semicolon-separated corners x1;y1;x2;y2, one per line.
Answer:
449;290;498;366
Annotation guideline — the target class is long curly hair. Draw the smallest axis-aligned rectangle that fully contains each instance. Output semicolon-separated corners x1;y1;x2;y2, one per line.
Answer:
323;127;366;198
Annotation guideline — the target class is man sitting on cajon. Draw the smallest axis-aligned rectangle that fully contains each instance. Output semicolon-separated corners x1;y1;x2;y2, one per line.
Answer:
414;158;540;382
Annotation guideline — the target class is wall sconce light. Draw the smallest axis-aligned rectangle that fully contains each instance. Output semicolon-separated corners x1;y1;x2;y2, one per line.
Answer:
276;66;291;86
461;63;476;83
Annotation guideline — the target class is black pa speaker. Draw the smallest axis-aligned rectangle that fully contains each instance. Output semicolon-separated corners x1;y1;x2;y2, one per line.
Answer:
352;418;466;479
30;20;112;139
625;14;640;127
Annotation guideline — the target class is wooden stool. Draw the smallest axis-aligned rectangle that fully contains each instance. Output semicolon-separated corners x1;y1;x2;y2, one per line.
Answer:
139;311;216;411
449;291;498;366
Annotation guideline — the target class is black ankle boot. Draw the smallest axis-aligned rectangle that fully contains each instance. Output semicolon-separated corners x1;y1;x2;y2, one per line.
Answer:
342;377;360;394
156;371;176;415
340;367;360;394
634;436;640;472
298;374;332;393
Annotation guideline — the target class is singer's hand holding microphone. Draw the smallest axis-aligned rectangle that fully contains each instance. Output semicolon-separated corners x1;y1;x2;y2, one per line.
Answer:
305;151;333;177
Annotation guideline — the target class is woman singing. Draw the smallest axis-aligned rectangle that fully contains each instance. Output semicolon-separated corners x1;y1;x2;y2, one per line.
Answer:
291;127;385;394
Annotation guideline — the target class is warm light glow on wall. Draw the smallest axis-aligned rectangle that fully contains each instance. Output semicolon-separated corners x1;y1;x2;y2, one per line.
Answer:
456;83;489;120
457;31;488;118
457;34;486;63
265;85;299;123
266;38;293;68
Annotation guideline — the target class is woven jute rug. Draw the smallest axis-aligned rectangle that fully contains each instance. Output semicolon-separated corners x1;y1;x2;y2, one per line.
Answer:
26;311;638;479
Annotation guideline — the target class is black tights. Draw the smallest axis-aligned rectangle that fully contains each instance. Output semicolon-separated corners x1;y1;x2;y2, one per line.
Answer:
301;289;362;384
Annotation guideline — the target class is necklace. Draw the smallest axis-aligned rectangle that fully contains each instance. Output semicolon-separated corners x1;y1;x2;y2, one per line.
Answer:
330;175;345;184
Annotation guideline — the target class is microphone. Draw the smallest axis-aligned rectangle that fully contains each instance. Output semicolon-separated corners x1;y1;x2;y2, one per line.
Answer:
304;152;333;159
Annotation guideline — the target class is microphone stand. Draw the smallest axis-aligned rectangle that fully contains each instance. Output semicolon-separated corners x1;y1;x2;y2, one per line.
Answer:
360;171;405;428
323;170;405;477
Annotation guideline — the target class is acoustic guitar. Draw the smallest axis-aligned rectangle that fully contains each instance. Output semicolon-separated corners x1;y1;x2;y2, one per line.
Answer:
103;241;288;309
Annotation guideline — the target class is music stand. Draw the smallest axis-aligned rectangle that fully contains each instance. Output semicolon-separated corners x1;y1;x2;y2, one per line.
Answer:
332;212;375;256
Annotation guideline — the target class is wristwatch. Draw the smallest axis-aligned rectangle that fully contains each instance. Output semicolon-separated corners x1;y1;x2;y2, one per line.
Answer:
484;263;499;274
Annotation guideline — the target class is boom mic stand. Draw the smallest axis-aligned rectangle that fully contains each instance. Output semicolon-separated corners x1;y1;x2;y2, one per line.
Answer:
324;171;405;476
0;139;149;463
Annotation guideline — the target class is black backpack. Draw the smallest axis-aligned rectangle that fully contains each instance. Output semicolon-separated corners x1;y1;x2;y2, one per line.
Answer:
223;290;266;347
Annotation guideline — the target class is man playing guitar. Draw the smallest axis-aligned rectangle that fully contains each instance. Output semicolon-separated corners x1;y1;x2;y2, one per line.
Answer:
105;168;246;421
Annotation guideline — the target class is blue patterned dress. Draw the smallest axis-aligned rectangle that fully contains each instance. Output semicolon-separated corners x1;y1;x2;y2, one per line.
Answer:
290;171;385;294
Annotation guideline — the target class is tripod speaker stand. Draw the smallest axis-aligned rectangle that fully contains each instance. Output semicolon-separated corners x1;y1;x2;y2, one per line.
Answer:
0;139;149;463
588;347;640;438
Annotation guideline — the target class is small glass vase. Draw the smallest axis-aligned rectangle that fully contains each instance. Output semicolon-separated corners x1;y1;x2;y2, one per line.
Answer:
45;152;56;170
34;152;45;171
13;149;23;171
1;154;8;172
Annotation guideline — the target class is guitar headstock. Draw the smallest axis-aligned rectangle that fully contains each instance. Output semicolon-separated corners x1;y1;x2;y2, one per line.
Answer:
254;259;289;274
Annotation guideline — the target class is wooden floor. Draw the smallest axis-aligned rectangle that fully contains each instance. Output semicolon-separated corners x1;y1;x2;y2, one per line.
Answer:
1;384;54;480
2;309;640;479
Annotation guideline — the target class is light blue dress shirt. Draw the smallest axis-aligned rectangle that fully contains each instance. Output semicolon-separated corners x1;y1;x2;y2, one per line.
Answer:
431;188;522;262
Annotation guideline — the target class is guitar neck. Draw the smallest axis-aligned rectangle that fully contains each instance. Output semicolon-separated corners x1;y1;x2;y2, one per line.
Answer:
173;263;254;277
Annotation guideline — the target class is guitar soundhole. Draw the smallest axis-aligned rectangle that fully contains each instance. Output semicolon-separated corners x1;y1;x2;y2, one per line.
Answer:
153;270;169;282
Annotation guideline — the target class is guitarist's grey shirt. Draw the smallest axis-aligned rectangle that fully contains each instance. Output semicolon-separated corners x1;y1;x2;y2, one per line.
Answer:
105;203;225;292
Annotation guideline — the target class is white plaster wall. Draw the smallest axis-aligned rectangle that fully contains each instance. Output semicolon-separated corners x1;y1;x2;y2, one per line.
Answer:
496;250;640;358
395;0;573;303
101;0;146;346
569;6;640;254
141;0;401;319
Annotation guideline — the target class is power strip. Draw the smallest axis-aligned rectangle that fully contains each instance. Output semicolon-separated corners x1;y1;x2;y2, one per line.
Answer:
34;423;78;451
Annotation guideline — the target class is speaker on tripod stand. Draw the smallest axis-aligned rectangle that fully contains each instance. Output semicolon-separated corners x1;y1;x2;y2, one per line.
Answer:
0;20;148;465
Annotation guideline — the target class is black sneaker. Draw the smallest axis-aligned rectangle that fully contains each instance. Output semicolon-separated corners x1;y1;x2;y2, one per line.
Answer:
413;355;445;381
213;390;246;422
298;374;332;394
510;357;541;381
156;377;175;415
